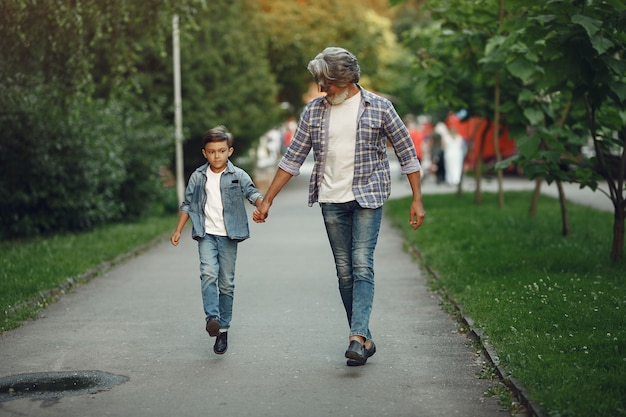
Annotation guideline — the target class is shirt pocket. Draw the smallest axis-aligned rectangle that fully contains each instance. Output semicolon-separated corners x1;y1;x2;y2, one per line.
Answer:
359;120;383;143
223;183;241;203
359;120;386;155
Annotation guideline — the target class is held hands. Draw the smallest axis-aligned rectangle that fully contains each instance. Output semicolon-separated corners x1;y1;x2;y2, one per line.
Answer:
409;200;425;230
253;200;270;223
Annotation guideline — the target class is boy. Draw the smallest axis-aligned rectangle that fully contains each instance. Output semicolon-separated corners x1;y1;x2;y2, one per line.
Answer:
171;125;263;355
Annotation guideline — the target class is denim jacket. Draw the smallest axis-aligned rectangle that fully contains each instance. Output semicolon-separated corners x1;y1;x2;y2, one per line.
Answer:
180;161;262;242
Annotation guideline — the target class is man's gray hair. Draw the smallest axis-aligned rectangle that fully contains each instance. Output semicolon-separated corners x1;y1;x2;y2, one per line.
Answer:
307;47;360;87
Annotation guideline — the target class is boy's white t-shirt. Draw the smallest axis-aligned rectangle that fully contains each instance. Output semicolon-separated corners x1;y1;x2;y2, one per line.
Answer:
204;167;227;236
318;91;361;203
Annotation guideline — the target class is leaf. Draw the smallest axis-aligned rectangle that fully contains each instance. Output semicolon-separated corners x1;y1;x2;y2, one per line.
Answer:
590;34;614;55
495;155;520;170
523;163;549;180
571;14;601;38
603;56;626;77
524;107;544;125
484;35;506;57
516;135;542;157
541;150;563;164
518;88;535;104
507;57;538;82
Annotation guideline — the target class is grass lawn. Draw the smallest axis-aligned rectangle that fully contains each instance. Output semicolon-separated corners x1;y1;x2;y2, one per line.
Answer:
0;214;176;332
385;191;625;417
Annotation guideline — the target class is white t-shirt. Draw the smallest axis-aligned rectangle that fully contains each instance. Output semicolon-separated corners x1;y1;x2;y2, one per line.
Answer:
319;91;361;203
204;167;227;236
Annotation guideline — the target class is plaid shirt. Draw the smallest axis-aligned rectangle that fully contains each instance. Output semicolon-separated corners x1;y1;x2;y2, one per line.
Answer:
278;86;421;208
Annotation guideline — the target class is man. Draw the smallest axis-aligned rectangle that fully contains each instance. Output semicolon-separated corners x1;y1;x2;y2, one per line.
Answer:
253;47;425;366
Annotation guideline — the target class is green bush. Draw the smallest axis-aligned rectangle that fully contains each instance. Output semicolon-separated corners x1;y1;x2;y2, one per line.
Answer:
0;87;172;239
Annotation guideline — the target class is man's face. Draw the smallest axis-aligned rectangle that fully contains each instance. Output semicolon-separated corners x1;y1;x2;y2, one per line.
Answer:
318;80;349;105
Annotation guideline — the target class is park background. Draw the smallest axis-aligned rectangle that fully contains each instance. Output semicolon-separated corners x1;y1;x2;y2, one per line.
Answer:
1;1;625;416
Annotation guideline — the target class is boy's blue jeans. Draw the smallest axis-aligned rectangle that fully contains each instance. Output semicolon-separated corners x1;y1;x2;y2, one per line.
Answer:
321;201;382;341
197;234;238;330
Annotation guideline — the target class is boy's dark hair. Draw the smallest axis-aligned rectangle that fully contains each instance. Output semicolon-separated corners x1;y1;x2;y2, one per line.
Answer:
202;125;234;148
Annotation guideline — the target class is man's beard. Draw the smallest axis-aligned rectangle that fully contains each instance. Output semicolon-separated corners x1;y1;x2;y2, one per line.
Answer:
327;87;349;105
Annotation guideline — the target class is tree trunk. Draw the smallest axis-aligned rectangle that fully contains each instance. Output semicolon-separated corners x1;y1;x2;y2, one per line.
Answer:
610;137;625;262
584;94;625;262
493;73;504;208
493;0;505;208
556;180;570;236
611;201;625;262
474;120;490;205
529;177;543;217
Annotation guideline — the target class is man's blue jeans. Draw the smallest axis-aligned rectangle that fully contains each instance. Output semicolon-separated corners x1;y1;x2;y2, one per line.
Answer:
197;234;238;329
321;201;382;340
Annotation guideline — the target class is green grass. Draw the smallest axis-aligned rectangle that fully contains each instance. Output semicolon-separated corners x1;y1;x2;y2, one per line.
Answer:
385;191;626;417
1;214;176;332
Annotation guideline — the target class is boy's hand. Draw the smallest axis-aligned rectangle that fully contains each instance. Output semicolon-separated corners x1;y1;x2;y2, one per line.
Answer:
253;200;270;223
170;231;181;246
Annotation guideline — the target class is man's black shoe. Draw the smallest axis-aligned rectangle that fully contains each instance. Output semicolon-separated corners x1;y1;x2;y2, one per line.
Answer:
345;340;366;364
213;331;228;354
347;340;376;366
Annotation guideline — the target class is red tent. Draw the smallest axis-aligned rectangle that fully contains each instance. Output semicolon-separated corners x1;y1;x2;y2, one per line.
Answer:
445;114;516;170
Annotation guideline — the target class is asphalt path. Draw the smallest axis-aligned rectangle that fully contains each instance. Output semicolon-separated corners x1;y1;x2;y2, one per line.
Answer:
0;169;612;417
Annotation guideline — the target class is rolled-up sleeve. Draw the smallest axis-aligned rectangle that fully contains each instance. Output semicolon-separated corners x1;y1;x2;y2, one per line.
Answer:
385;105;421;174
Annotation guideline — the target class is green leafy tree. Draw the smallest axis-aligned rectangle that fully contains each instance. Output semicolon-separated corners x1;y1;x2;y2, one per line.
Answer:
256;0;389;114
401;0;522;204
0;0;185;238
495;0;626;261
177;0;281;154
399;0;625;261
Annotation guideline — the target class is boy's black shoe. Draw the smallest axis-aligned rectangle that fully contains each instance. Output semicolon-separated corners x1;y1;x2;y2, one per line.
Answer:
214;332;228;355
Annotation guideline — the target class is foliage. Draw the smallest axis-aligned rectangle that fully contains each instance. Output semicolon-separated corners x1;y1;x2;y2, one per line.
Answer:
398;0;626;260
0;0;179;98
0;0;431;239
386;192;626;417
0;0;286;239
176;0;282;152
256;0;395;114
493;0;626;261
495;1;626;187
400;0;505;117
0;88;172;239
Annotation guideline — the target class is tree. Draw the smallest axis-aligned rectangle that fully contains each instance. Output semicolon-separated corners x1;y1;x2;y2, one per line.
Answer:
256;0;391;114
495;0;626;261
397;0;625;261
400;0;522;205
176;0;282;154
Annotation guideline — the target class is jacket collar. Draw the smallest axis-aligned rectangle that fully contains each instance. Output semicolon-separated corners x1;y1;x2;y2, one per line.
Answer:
196;160;235;175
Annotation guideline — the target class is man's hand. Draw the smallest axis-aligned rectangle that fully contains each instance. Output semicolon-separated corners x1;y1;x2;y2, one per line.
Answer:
409;200;425;230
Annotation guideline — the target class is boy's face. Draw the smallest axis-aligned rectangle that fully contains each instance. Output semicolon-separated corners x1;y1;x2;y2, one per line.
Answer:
202;141;233;173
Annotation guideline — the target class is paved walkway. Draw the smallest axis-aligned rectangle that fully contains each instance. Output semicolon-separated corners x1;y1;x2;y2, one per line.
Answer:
0;173;612;417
